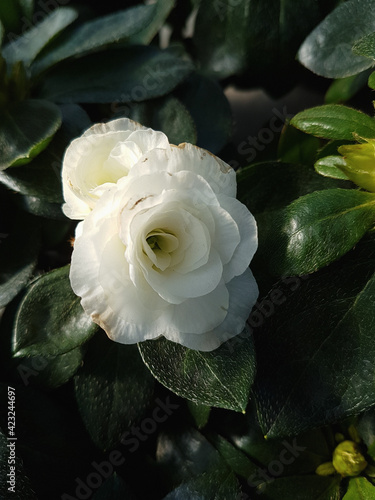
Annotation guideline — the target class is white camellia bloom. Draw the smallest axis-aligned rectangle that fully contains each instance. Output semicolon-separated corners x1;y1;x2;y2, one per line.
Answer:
69;128;259;351
62;117;170;219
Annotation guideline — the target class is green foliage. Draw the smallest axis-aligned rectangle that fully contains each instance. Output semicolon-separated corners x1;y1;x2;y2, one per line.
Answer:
298;0;375;78
139;334;256;412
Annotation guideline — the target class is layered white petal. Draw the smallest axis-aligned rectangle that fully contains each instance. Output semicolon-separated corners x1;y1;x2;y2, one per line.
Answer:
67;119;258;351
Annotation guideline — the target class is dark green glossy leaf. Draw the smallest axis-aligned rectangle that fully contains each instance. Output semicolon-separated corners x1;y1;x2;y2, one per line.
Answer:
0;99;62;170
0;0;33;33
32;3;166;75
278;126;320;166
291;105;375;141
0;212;40;308
16;195;65;219
193;0;335;80
237;161;348;216
2;7;78;66
208;433;258;479
74;333;155;450
256;475;341;499
298;0;375;78
125;95;197;146
163;468;241;500
92;473;136;500
15;346;85;389
254;236;375;437
258;189;375;276
187;401;211;429
175;73;232;153
139;334;256;412
130;0;174;45
343;477;375;499
314;156;351;180
157;426;223;486
37;46;193;103
325;70;372;104
0;104;90;204
217;404;332;476
13;265;97;358
0;427;37;499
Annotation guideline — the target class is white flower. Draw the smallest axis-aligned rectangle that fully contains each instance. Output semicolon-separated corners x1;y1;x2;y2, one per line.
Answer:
62;117;170;220
69;130;258;351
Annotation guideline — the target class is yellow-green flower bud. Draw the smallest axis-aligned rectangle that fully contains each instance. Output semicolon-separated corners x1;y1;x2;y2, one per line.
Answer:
332;440;368;477
338;140;375;192
316;462;336;476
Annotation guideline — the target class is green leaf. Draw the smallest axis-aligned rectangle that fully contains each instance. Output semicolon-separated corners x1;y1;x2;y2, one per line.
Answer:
253;235;375;437
138;334;256;412
92;473;136;500
208;433;258;479
12;265;97;358
258;189;375;276
0;145;63;203
256;475;341;499
175;72;232;153
163;468;241;500
368;70;375;89
0;427;38;499
187;401;211;429
278;125;320;166
343;477;375;499
0;212;40;308
237;161;348;217
314;156;351;180
353;32;375;60
74;333;155;450
16;195;65;220
193;0;335;80
32;2;172;75
15;346;85;389
130;0;174;45
157;426;223;486
325;70;372;104
0;99;62;170
298;0;375;78
125;95;197;146
291;105;375;141
37;46;193;104
2;7;78;66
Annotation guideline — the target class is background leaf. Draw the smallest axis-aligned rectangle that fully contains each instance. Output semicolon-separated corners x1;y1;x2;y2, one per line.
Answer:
257;189;375;276
138;334;256;412
13;265;97;358
2;7;78;67
74;333;155;450
0;99;62;170
253;235;375;438
32;3;168;75
298;0;375;78
36;46;193;103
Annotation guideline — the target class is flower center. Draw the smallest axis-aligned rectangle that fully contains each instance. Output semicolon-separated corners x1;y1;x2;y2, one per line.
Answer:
144;230;179;271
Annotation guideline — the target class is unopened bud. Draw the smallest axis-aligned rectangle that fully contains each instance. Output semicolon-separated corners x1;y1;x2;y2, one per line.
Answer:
332;440;368;477
338;140;375;192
